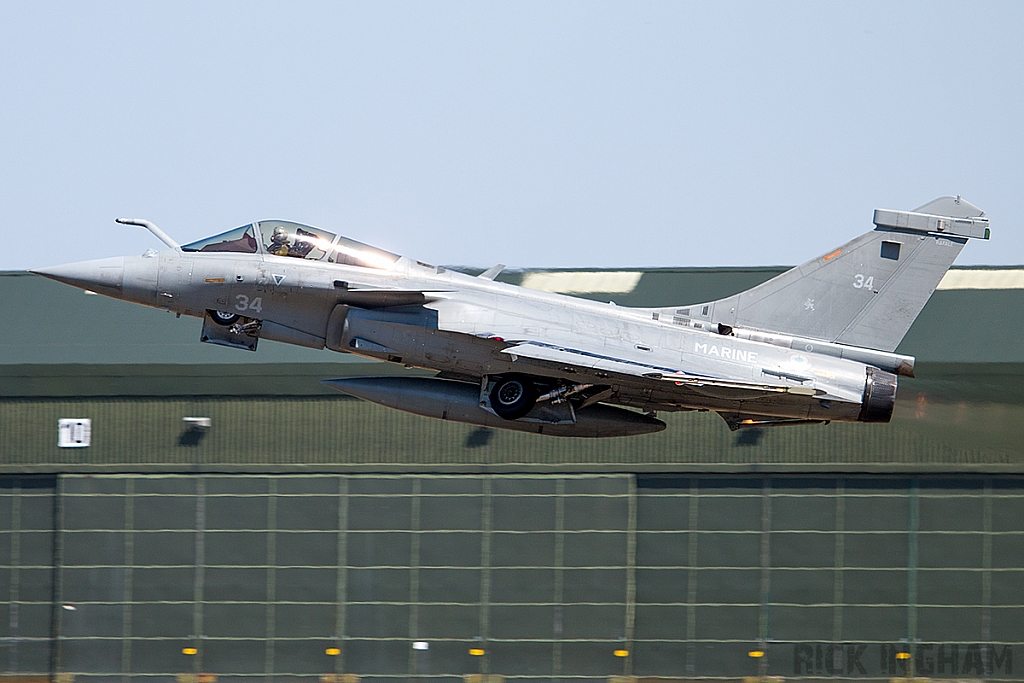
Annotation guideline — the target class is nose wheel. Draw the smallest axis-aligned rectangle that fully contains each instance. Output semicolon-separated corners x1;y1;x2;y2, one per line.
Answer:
209;310;240;326
489;374;538;420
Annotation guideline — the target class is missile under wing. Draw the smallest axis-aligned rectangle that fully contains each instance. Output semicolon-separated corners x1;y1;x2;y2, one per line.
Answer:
33;197;990;437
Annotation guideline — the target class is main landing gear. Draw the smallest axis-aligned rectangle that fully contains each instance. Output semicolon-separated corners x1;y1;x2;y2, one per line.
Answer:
489;374;538;420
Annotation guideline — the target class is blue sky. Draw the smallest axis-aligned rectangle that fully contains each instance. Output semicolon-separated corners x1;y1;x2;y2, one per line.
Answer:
3;1;1021;271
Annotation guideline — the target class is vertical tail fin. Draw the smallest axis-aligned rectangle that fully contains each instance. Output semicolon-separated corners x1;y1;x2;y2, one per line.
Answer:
663;197;989;352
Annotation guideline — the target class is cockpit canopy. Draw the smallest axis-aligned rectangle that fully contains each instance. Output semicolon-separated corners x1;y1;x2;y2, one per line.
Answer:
181;221;400;270
181;224;259;254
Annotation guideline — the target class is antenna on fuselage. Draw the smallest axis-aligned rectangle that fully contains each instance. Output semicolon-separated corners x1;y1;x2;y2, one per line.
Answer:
116;217;180;251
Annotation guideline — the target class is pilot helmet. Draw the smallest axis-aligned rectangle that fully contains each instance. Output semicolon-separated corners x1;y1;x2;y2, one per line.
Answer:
271;226;289;243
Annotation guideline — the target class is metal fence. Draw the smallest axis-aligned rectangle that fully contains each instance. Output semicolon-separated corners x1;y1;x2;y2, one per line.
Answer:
2;473;1023;680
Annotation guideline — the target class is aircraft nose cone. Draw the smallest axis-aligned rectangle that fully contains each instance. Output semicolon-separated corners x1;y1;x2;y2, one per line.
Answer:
32;256;125;295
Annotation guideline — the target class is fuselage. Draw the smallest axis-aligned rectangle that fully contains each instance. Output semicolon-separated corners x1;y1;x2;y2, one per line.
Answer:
57;243;880;424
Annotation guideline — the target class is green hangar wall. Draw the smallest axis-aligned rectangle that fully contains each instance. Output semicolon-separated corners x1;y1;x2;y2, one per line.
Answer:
2;268;1024;680
4;474;1023;680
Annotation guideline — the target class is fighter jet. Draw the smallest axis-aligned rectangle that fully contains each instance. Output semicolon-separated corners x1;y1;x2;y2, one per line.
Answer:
33;196;989;437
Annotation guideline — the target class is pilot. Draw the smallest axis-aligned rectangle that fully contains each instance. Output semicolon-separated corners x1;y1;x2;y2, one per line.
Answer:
268;226;291;256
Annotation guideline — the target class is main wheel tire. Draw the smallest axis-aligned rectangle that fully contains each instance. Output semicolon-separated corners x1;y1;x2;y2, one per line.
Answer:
490;375;538;420
209;310;240;326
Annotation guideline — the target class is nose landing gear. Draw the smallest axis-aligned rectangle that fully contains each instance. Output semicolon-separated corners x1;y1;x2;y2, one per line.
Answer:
208;310;240;326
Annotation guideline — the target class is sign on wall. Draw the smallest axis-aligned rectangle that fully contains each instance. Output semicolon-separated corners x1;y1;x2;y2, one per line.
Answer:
58;419;91;448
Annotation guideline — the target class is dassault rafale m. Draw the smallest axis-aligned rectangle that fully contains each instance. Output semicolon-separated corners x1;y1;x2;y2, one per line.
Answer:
34;196;989;437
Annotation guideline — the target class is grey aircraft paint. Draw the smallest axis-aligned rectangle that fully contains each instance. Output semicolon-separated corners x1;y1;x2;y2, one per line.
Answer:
32;197;989;437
